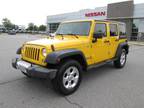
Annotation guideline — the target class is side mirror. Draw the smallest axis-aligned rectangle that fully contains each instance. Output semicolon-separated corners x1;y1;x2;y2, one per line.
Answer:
92;32;103;43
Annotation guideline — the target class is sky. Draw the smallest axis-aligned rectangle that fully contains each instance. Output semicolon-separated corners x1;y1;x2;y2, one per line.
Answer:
0;0;143;26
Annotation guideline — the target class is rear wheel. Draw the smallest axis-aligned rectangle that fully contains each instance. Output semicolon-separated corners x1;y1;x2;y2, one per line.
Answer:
114;49;127;68
52;60;82;95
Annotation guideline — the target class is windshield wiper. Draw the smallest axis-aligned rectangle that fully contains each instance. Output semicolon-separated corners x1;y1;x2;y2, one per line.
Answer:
56;33;64;39
56;33;64;35
66;33;79;39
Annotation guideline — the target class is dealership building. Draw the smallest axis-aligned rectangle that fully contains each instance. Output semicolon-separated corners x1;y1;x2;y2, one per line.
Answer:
47;1;144;40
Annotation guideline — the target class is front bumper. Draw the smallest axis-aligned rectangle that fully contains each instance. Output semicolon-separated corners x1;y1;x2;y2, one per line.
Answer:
12;58;57;79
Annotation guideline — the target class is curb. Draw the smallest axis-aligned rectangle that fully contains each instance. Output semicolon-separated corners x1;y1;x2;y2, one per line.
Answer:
128;42;144;46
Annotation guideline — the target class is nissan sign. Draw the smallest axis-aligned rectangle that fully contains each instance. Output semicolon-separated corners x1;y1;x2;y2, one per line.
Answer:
85;11;106;17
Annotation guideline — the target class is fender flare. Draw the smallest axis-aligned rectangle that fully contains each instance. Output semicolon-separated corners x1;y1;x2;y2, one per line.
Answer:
16;47;21;54
115;42;129;58
45;49;87;65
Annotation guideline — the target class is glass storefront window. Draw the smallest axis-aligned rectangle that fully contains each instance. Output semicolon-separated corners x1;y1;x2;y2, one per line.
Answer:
132;19;144;41
138;19;144;41
132;19;139;40
49;23;60;33
139;19;144;32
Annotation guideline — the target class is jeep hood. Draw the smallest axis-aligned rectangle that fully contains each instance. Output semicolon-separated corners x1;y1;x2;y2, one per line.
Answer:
26;37;88;49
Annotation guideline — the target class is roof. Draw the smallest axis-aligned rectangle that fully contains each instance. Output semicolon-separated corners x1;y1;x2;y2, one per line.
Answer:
62;19;125;24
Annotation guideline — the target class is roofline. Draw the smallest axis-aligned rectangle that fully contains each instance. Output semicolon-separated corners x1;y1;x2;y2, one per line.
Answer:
62;19;125;24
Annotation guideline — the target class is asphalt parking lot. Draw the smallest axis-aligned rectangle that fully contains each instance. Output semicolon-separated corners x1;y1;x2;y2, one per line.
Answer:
0;33;144;108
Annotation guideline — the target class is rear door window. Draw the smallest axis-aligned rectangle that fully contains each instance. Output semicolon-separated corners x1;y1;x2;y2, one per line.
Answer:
110;24;118;36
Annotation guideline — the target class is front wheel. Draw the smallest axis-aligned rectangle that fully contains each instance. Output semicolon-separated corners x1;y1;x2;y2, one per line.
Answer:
114;49;127;68
52;60;82;95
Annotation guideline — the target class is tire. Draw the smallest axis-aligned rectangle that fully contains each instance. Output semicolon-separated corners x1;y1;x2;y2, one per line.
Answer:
114;49;127;68
22;72;31;78
52;59;82;95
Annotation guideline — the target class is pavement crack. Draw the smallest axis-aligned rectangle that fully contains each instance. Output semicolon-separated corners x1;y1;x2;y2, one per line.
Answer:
64;96;83;108
0;78;24;86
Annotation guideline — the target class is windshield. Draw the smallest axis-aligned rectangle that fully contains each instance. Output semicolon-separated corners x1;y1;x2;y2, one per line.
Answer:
56;21;91;36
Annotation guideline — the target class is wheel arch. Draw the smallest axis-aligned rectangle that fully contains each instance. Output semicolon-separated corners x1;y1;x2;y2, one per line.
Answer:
115;42;129;58
16;47;22;54
45;49;88;71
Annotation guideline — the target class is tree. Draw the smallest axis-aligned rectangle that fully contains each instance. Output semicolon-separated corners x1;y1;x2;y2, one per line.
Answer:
27;23;34;31
27;23;39;31
2;18;14;30
39;25;46;31
33;25;38;31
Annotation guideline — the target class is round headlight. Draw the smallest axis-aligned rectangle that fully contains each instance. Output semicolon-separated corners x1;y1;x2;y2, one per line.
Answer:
42;48;47;57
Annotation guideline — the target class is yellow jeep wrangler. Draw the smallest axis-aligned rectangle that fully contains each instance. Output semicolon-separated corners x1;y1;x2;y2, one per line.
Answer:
12;20;129;95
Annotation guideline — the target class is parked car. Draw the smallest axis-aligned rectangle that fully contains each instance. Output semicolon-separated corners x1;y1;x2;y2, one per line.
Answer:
8;29;16;35
12;19;129;95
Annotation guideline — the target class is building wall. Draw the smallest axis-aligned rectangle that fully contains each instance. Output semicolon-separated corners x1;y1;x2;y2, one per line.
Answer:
47;7;107;23
107;1;134;38
107;1;133;19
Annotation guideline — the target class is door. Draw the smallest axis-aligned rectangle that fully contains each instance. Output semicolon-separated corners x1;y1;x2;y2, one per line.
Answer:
108;23;119;59
92;22;110;63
